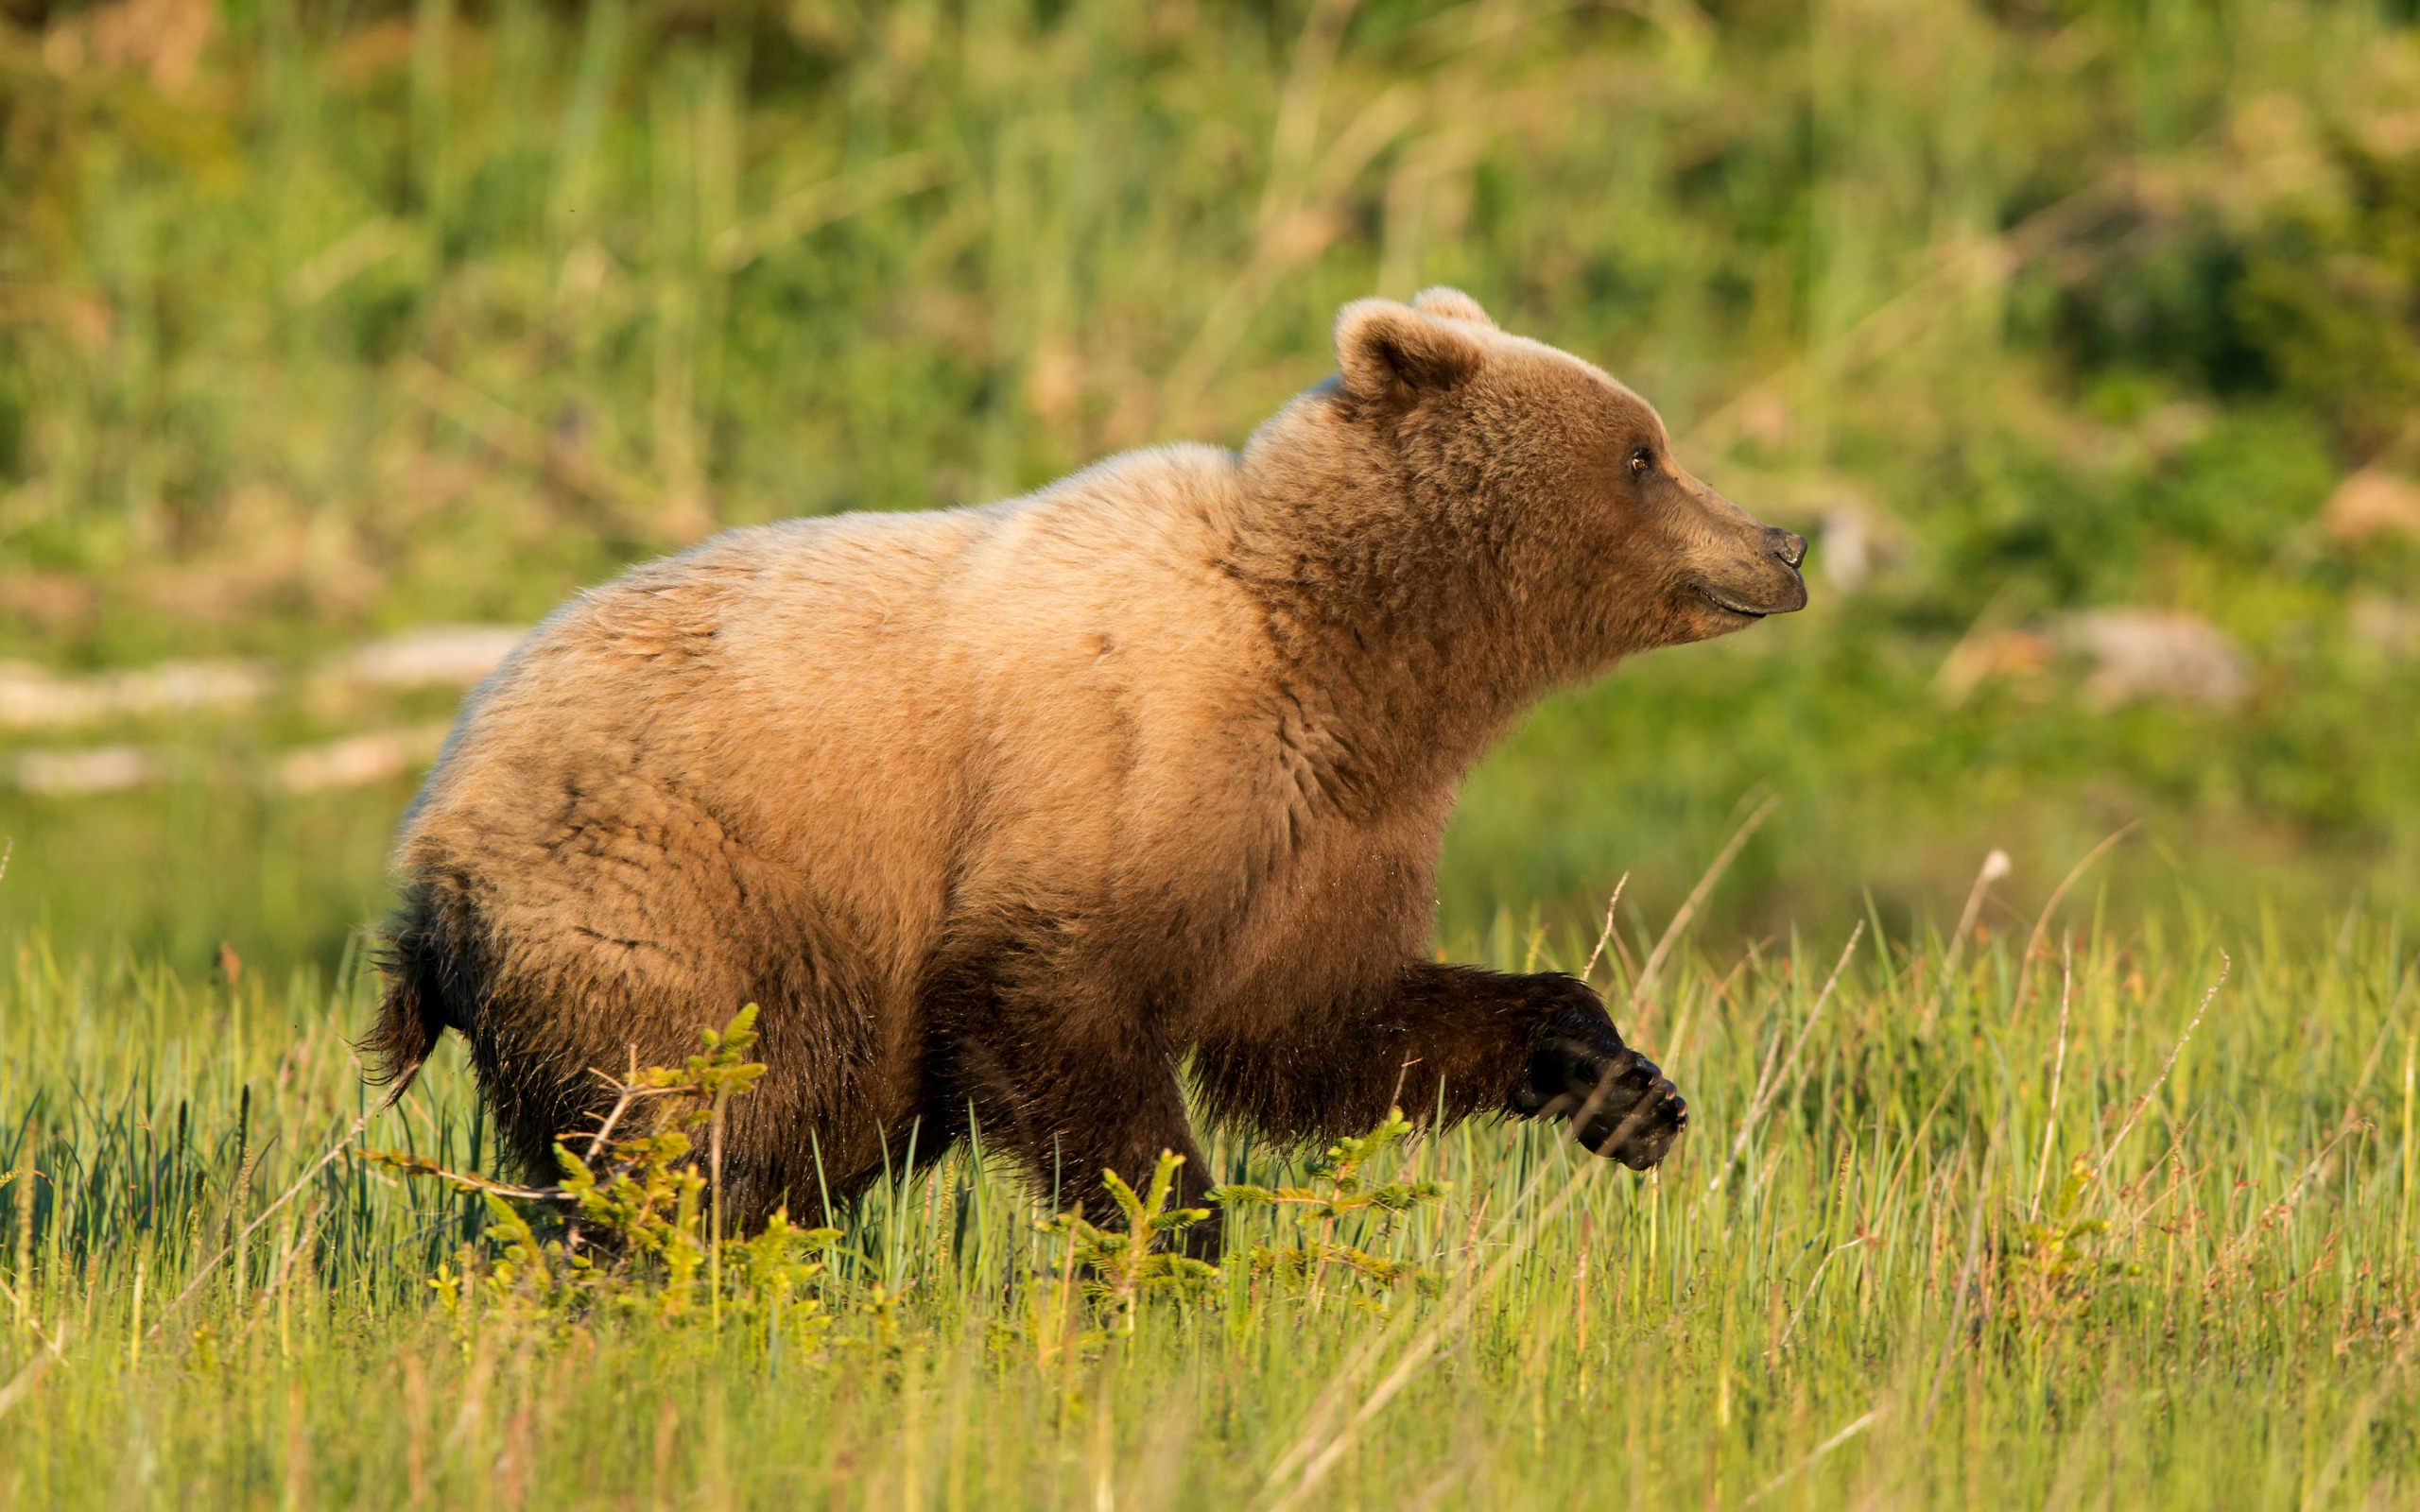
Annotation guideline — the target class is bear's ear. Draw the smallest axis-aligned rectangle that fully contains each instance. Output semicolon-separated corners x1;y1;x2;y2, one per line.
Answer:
1409;286;1496;327
1334;299;1487;405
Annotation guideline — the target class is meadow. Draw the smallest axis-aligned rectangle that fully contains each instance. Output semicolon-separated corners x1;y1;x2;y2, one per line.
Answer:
2;888;2415;1508
4;0;2420;1504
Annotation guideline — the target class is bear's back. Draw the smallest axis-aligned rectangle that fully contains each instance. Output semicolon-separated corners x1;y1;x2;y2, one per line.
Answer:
396;443;1277;990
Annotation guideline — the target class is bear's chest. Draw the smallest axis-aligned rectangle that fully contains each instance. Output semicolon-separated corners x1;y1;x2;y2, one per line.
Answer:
1158;798;1443;1035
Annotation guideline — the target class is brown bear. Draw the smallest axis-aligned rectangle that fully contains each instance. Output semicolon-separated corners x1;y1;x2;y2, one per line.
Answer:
363;288;1807;1242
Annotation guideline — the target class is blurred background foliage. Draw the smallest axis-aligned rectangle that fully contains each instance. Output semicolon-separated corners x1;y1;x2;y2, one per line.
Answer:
0;0;2415;975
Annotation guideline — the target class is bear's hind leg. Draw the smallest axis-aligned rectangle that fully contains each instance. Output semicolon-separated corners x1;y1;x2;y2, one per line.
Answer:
927;962;1219;1255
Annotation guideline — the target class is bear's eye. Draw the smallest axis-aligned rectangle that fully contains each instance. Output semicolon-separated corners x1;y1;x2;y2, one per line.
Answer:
1627;447;1655;476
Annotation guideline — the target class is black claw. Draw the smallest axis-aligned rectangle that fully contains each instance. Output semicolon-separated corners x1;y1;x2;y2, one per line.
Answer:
1506;975;1688;1171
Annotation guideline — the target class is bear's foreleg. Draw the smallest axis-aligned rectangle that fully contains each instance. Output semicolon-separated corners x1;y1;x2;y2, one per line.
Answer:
1196;965;1686;1170
1493;971;1689;1170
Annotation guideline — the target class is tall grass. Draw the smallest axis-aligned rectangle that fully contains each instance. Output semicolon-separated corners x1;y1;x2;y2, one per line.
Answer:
4;6;2414;1503
4;895;2411;1508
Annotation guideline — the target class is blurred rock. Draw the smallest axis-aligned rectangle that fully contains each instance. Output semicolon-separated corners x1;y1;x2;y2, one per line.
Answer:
9;723;455;799
1817;500;1904;593
1819;506;1871;593
2320;469;2420;547
0;660;269;730
2137;401;2214;463
1934;627;2055;706
2350;593;2420;660
341;626;527;689
15;746;164;796
1939;609;2254;709
0;626;512;741
2055;609;2250;708
275;724;452;794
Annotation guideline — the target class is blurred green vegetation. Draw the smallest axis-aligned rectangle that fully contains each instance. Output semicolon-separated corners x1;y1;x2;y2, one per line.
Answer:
1;0;2417;974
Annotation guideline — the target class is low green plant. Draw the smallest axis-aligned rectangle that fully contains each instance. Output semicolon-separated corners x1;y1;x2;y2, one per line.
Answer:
1210;1108;1450;1299
2005;1154;2128;1332
1035;1151;1219;1335
368;1005;838;1331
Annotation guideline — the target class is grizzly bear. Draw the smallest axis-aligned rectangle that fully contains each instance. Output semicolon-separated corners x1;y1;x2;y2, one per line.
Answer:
364;288;1806;1243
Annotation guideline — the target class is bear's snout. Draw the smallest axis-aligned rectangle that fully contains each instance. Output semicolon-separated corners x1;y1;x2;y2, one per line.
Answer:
1690;524;1809;622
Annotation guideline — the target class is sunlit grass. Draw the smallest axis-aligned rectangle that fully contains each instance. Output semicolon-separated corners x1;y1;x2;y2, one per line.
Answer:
3;896;2411;1508
5;2;2420;1500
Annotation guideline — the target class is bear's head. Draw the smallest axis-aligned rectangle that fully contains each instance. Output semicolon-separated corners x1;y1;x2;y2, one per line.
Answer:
1260;287;1807;684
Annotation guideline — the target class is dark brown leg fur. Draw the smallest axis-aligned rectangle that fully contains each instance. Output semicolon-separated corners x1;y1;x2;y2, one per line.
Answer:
923;948;1219;1256
1193;965;1687;1171
373;905;1676;1261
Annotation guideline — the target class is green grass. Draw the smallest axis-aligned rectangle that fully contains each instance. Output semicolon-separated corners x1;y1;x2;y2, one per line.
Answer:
6;2;2420;1503
3;898;2413;1509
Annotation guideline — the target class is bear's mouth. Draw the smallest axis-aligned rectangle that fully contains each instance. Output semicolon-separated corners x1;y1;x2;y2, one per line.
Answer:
1693;584;1772;619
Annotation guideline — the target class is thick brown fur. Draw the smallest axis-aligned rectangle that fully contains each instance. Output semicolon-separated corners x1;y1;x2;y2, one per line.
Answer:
365;289;1807;1246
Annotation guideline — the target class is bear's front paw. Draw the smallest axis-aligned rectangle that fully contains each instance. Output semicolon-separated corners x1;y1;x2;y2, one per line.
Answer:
1508;984;1688;1171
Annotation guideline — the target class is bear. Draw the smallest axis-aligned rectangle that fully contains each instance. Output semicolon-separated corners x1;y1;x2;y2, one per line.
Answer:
362;287;1807;1246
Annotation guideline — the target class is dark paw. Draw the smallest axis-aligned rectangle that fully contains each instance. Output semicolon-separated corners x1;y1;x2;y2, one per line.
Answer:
1507;979;1688;1171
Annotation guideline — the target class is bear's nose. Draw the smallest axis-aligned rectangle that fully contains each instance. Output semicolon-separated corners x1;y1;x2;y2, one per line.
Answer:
1765;527;1807;570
